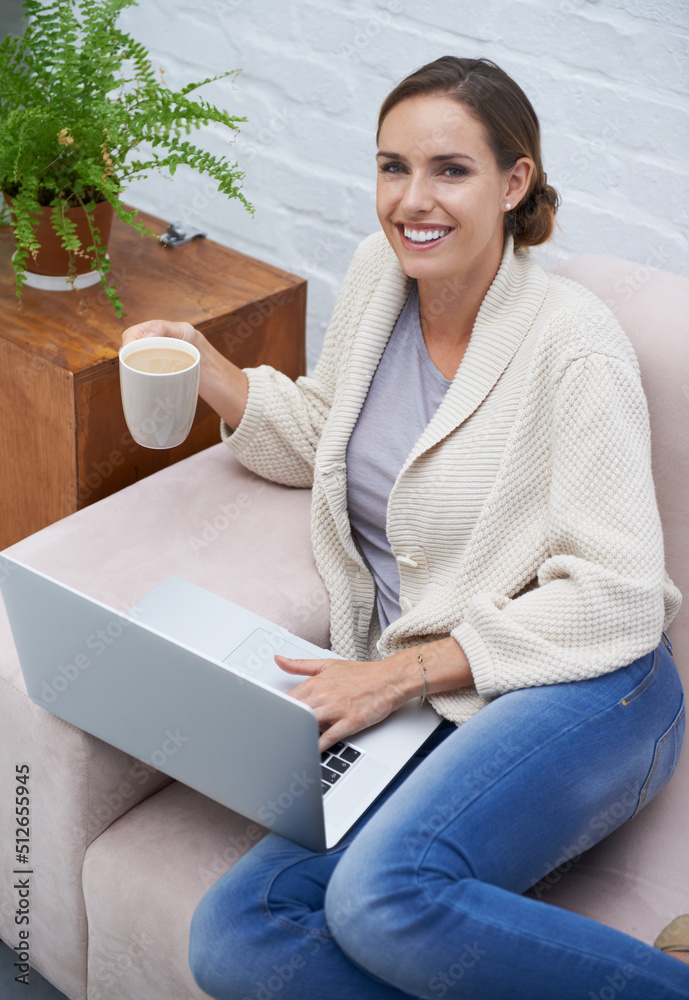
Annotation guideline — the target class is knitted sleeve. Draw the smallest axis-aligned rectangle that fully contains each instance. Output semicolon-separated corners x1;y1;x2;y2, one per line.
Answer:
450;350;675;699
220;234;384;487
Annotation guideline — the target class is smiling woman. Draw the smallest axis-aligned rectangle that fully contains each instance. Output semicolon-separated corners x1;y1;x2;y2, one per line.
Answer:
121;55;688;1000
376;96;532;375
374;57;558;374
376;55;560;242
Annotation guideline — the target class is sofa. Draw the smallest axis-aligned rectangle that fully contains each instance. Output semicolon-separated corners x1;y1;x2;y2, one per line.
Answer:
0;254;688;999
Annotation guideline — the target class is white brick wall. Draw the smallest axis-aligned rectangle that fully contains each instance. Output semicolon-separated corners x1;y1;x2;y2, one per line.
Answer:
120;0;689;370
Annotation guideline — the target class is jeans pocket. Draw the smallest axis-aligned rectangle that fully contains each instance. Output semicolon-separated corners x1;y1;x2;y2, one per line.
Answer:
620;649;660;706
635;699;686;814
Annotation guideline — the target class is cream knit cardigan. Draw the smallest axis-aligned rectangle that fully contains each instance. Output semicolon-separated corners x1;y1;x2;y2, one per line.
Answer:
223;234;681;725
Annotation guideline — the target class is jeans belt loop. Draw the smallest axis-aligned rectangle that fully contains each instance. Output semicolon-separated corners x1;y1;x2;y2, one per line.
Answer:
661;630;674;657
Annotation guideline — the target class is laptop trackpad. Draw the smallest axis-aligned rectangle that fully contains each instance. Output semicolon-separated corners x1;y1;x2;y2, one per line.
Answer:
223;628;321;694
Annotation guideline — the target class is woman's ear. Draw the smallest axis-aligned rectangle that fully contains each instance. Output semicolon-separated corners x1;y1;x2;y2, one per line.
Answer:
504;157;535;209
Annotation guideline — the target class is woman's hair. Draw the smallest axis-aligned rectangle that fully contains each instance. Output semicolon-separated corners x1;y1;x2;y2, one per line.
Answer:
377;56;560;249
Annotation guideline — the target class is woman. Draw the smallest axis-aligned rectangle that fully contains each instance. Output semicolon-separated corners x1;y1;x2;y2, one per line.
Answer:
123;57;688;999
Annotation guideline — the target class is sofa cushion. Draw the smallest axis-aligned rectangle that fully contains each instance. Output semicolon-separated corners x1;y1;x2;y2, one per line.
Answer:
82;781;267;1000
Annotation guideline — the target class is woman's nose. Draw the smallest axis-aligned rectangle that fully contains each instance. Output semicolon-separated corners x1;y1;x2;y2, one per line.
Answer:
400;171;435;216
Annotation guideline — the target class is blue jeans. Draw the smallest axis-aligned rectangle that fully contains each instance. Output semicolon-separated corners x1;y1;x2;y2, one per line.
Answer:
190;640;688;1000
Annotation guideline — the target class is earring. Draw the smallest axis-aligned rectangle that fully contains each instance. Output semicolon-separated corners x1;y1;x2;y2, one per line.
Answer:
505;203;512;210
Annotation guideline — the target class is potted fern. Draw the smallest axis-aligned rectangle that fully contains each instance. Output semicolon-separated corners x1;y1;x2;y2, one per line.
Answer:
0;0;253;317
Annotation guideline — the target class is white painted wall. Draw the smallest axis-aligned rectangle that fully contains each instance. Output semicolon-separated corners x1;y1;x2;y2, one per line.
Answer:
120;0;689;370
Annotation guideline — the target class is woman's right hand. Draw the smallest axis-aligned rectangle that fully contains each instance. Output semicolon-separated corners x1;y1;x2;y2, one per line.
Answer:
119;318;250;431
120;319;200;350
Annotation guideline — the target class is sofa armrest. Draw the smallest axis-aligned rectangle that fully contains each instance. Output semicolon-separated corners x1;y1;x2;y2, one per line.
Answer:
0;443;328;996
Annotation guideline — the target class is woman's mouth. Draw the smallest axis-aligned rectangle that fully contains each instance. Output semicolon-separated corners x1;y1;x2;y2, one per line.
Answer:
397;224;453;248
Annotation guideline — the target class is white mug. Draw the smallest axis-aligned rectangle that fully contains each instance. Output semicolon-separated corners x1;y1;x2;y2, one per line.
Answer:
119;337;201;449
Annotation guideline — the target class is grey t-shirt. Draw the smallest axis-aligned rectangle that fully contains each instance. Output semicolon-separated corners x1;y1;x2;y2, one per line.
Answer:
346;283;453;631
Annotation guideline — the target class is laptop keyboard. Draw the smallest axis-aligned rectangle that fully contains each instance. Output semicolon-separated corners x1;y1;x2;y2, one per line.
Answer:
321;741;363;795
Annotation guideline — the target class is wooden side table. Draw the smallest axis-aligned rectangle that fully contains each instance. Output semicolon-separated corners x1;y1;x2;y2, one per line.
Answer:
0;209;306;548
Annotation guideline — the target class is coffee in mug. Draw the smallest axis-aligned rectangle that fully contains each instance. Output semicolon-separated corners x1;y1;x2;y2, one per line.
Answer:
122;346;195;374
119;337;201;450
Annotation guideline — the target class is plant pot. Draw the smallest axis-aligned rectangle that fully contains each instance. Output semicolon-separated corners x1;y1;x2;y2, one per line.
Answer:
3;195;114;290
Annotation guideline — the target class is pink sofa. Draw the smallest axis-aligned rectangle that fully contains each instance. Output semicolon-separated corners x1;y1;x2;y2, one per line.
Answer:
0;255;687;999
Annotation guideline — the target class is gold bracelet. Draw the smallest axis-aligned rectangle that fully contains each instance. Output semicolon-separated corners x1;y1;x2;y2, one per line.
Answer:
417;647;428;707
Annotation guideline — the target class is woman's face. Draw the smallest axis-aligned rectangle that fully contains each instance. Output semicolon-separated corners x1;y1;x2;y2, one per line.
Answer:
376;94;530;286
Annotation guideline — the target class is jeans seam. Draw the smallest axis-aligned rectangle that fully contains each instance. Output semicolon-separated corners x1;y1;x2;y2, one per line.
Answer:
635;701;686;815
428;901;689;998
398;893;668;979
621;648;660;706
257;848;348;937
662;630;674;657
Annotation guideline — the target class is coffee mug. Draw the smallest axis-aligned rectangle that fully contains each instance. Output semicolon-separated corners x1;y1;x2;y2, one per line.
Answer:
119;337;201;449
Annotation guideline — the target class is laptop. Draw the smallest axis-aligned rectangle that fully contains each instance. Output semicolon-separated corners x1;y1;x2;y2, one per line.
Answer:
0;554;441;851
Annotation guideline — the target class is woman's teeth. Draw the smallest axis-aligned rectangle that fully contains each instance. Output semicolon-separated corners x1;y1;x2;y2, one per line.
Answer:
403;227;451;243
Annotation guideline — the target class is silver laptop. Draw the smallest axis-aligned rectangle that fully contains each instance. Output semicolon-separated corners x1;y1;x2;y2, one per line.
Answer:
0;554;440;851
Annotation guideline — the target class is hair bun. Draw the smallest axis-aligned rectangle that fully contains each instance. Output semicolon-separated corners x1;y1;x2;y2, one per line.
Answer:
509;177;560;248
535;182;560;210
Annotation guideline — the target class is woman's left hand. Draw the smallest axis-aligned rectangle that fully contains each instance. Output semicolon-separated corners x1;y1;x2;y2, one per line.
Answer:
276;654;413;752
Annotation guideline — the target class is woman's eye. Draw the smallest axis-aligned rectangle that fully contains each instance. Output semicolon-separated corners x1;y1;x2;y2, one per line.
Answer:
443;164;469;178
379;161;406;174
